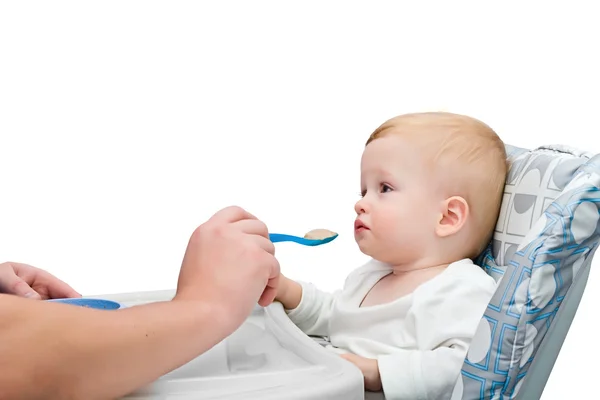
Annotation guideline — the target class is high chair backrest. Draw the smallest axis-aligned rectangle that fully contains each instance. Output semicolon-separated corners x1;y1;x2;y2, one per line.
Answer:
452;144;600;400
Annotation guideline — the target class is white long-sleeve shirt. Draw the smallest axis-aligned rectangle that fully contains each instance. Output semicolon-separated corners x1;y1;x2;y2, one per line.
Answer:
285;258;496;400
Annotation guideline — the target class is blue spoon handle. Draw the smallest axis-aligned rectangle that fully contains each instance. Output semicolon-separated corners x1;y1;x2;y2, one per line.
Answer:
269;233;300;243
268;233;338;246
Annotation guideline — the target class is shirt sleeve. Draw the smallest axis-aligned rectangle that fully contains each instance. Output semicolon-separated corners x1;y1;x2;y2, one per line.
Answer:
377;272;496;400
284;281;341;337
283;261;377;337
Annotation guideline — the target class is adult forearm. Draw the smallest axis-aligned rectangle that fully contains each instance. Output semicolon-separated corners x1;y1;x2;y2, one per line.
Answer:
0;294;237;400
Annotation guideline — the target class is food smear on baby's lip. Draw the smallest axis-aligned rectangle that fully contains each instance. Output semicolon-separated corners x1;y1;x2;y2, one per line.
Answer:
303;229;337;240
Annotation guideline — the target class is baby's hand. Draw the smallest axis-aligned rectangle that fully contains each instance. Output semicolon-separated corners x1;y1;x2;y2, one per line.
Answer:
339;353;382;392
273;274;303;310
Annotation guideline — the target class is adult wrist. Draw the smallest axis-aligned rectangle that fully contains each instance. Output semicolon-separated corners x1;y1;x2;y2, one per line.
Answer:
170;296;240;339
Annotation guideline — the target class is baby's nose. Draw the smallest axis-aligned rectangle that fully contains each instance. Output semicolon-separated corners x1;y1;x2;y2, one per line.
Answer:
355;198;367;214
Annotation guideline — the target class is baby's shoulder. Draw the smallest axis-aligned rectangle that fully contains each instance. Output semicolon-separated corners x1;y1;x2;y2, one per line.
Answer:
417;258;497;298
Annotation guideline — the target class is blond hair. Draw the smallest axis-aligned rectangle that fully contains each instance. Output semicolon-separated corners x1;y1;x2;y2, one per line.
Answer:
367;112;508;258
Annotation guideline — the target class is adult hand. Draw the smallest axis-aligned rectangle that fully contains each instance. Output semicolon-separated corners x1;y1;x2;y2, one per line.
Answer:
0;261;81;300
0;206;278;399
174;206;280;328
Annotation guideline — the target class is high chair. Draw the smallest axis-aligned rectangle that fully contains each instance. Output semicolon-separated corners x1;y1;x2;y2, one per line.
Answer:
87;143;599;399
453;144;600;400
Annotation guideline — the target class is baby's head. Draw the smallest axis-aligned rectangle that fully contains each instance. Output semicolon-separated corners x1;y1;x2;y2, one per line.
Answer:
354;112;507;270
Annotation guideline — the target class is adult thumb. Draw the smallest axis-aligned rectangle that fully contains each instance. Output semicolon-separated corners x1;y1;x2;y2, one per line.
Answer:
1;274;42;300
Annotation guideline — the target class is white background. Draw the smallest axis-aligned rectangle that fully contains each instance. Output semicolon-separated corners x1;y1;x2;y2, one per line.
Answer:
1;1;598;398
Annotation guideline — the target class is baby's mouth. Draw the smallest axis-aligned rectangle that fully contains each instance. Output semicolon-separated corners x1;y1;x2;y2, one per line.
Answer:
354;219;369;231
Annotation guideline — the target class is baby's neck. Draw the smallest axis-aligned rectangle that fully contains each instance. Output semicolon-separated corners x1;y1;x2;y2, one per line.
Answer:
360;261;450;307
389;262;449;276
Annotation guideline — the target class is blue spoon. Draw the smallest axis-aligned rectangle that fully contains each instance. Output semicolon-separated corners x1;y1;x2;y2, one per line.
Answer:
269;229;338;246
46;298;122;309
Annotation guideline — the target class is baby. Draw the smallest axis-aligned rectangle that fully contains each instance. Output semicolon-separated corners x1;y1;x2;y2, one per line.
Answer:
274;112;507;399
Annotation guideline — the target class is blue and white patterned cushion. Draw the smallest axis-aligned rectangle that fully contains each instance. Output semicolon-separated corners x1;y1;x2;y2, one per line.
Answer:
452;144;600;400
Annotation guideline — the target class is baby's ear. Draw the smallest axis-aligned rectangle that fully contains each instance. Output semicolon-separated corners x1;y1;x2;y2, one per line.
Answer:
435;196;469;237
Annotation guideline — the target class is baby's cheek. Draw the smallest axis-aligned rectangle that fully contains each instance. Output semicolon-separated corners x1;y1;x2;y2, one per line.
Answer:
376;210;403;237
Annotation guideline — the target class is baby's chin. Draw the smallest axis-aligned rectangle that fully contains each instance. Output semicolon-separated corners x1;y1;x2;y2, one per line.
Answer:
355;240;382;260
355;242;403;265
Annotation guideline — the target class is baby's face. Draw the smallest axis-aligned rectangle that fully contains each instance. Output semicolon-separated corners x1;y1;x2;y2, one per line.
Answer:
354;135;441;266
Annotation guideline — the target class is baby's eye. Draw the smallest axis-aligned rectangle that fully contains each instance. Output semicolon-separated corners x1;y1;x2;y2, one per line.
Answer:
380;184;393;193
360;189;366;198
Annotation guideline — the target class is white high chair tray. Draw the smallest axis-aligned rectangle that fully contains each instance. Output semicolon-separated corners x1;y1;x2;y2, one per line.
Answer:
88;290;364;400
